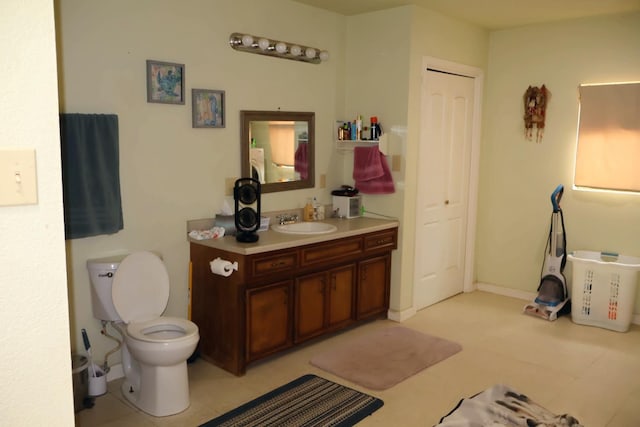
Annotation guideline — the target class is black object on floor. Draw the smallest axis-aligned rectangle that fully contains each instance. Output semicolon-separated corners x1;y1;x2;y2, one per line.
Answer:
200;374;383;427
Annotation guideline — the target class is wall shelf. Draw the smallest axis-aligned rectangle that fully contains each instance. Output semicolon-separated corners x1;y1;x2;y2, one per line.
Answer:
335;140;378;151
335;120;389;154
335;136;388;155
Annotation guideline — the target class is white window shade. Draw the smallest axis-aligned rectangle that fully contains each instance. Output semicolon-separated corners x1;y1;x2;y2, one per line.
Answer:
269;123;295;166
575;82;640;192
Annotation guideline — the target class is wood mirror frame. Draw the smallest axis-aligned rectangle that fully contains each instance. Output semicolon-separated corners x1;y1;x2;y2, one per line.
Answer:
240;110;315;193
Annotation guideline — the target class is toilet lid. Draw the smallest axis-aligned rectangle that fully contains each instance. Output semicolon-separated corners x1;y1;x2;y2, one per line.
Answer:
112;251;169;323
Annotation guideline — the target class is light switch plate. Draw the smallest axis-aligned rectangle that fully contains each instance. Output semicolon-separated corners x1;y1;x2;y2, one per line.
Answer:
225;177;237;196
0;148;38;206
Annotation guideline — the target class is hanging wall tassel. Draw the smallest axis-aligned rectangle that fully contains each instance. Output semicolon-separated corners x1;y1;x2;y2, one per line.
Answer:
524;85;549;143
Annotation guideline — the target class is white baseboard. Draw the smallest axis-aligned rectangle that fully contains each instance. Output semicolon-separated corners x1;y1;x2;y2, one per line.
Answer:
391;283;640;326
475;282;640;326
475;282;537;301
388;306;416;322
106;363;124;382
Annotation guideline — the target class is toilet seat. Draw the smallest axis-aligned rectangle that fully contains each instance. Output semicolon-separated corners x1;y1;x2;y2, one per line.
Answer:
112;251;170;323
127;317;198;343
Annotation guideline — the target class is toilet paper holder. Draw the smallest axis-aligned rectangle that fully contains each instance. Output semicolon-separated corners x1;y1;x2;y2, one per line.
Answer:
210;257;239;277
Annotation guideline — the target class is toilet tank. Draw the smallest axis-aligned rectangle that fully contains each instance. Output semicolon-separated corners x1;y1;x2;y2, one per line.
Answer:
86;254;128;322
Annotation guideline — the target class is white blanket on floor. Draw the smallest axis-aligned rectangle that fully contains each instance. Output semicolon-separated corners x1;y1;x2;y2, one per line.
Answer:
436;384;583;427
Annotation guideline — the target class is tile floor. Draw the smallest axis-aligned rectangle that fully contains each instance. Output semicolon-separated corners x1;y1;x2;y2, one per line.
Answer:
75;291;640;426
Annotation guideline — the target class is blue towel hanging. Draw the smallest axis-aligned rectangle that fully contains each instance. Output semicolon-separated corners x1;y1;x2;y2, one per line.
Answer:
59;113;123;239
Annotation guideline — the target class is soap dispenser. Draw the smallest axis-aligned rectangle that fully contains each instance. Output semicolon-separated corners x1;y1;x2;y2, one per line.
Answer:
304;198;314;221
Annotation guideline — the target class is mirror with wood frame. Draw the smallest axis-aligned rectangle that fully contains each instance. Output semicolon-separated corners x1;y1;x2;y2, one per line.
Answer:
240;110;315;193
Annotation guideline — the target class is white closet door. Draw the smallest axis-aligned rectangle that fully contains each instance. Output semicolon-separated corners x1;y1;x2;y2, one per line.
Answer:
413;69;475;310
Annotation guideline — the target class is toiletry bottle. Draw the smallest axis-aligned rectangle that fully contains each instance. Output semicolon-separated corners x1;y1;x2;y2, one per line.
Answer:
312;197;319;221
350;121;357;141
356;115;362;140
343;122;351;140
370;117;381;140
304;198;314;221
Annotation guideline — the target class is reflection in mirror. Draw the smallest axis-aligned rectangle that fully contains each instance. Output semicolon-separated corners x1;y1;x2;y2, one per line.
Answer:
241;111;315;193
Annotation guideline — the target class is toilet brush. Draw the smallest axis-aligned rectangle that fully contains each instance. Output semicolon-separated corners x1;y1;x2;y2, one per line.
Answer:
81;328;97;378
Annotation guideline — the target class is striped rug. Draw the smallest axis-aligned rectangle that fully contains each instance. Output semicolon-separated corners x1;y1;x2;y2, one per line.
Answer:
200;374;383;427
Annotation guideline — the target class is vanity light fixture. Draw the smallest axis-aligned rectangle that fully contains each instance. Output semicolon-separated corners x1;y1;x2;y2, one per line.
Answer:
229;32;328;64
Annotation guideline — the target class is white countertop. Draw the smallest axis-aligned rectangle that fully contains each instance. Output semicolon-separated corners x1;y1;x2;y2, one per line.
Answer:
189;216;399;255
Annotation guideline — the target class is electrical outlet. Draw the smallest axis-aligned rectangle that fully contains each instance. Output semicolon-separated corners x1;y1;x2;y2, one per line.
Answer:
319;174;326;188
0;148;38;206
391;155;401;172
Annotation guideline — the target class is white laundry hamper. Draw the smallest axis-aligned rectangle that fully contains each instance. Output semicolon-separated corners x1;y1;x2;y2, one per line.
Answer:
568;251;640;332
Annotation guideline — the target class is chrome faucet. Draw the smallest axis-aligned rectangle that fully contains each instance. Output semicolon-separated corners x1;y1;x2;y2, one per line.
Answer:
276;214;299;225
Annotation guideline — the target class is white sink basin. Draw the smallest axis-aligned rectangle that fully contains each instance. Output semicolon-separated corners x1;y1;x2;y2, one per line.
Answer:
272;222;337;235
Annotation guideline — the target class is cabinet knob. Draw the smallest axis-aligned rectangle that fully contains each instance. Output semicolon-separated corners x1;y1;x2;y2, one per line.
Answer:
445;200;450;205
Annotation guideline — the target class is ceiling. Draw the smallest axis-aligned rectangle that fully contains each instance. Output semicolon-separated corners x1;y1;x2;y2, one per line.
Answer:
292;0;640;30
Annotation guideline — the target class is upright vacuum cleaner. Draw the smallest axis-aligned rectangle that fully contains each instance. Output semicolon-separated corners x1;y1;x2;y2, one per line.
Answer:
524;185;571;321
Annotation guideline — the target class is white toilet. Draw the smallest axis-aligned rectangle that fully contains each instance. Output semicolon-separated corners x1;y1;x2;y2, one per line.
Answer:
86;251;200;417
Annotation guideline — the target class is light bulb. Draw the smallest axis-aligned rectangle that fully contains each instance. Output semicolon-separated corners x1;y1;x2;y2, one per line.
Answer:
258;38;270;50
290;45;302;56
305;48;316;59
241;34;254;47
319;51;329;61
275;42;287;54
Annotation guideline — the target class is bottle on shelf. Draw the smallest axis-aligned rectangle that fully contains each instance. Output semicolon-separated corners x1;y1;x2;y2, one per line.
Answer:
370;116;381;141
343;122;351;140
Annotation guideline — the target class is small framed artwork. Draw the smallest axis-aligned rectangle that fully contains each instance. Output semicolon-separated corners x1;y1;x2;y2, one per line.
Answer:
146;60;185;104
192;89;225;128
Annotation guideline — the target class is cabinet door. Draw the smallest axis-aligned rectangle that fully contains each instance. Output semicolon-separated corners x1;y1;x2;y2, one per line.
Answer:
357;255;390;319
294;272;326;341
246;281;292;362
327;264;355;329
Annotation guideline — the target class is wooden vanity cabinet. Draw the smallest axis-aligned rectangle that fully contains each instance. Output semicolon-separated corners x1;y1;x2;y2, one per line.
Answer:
294;264;355;343
190;226;397;376
246;280;293;362
357;255;391;319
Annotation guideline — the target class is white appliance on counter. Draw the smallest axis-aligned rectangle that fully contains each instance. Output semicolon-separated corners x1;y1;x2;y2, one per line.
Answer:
332;195;362;219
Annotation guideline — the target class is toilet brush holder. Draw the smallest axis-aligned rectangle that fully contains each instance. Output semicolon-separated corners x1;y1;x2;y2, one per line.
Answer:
88;364;107;397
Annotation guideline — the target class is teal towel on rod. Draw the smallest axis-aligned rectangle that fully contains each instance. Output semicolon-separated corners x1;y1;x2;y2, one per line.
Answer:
60;113;123;239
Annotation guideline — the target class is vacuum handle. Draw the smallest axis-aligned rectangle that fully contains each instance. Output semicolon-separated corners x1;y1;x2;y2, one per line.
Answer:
81;328;91;352
551;184;564;213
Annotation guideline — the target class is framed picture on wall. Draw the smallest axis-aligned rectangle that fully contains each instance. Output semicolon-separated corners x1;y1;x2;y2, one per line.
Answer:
192;89;225;128
146;60;185;104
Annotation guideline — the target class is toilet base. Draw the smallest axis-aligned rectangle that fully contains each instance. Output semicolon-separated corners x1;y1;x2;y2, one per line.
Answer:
121;362;190;417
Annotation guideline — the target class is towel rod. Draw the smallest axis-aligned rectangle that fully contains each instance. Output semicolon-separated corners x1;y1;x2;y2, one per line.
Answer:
335;134;388;155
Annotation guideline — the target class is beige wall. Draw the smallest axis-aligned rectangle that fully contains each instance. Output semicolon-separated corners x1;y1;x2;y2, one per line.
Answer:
0;0;73;424
57;0;491;366
476;13;640;311
57;0;346;364
401;6;489;311
341;6;490;314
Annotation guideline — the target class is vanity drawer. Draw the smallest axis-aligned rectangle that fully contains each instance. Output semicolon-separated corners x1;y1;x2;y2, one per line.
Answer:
364;229;397;252
300;236;363;267
250;251;298;278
